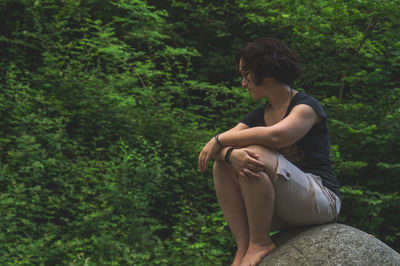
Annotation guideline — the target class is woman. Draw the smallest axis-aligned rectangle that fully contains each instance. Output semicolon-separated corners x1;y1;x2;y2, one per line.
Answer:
198;38;341;266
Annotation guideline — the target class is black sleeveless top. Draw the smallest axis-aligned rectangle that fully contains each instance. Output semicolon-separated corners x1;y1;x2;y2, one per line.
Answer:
240;91;340;197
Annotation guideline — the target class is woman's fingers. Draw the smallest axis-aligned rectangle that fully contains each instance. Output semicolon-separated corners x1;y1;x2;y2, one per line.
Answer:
245;150;267;171
199;138;219;172
246;164;266;174
248;157;265;168
249;166;265;173
246;149;258;158
204;155;210;171
198;155;202;171
202;154;208;172
198;151;210;172
198;151;205;172
242;168;261;179
200;155;204;171
239;170;250;181
241;154;265;173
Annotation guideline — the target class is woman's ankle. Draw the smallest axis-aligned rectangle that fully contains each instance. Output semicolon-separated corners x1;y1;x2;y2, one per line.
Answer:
248;237;274;249
232;248;247;266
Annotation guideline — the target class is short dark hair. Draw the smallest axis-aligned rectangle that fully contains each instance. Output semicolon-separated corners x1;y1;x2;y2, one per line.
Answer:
236;38;301;86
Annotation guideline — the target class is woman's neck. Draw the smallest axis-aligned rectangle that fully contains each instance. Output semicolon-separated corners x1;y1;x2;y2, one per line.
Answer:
262;80;292;109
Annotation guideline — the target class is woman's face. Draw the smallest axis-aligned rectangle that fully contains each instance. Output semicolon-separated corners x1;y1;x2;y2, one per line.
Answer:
239;59;264;100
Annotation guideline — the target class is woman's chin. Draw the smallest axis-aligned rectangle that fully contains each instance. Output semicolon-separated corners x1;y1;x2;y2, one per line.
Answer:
248;92;260;100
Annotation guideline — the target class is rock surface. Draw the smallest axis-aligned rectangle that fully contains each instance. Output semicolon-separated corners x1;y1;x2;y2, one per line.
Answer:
260;223;400;266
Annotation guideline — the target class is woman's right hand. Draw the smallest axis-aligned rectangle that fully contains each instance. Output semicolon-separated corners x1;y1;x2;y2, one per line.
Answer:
229;148;266;180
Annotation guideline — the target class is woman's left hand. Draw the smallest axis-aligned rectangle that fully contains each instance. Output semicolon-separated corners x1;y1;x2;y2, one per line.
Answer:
198;137;221;172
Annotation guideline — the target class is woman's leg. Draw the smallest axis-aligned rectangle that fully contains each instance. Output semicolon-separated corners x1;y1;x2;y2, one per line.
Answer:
213;160;249;265
213;145;279;266
237;145;278;266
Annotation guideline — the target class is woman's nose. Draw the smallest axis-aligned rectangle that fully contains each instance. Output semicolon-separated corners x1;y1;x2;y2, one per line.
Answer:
242;78;247;87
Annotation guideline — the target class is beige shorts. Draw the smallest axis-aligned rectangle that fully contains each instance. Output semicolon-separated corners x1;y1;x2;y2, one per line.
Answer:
272;153;341;226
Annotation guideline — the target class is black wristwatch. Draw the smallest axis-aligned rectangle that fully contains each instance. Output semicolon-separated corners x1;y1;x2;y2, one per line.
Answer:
224;147;235;164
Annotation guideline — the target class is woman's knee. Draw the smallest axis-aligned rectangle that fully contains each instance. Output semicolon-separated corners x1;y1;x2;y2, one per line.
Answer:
244;145;278;178
213;160;240;188
213;160;236;177
245;144;272;153
213;159;228;171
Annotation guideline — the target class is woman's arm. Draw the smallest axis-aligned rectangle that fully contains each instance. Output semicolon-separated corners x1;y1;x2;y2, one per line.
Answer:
214;123;249;161
219;104;322;149
199;122;264;172
198;104;321;172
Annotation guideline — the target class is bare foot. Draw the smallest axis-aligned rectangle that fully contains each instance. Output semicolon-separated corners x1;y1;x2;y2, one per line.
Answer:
239;242;276;266
232;248;247;266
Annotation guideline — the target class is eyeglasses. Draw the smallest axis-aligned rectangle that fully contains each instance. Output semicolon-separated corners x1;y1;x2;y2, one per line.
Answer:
240;71;252;83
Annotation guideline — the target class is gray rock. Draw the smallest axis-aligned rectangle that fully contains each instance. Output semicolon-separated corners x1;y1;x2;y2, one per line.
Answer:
260;223;400;266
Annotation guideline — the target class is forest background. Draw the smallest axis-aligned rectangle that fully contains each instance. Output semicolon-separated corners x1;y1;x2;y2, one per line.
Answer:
1;0;399;265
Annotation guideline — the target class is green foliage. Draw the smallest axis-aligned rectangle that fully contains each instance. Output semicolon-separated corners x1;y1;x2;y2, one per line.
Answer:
338;186;400;244
158;202;234;265
1;0;399;264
